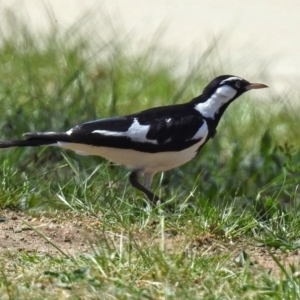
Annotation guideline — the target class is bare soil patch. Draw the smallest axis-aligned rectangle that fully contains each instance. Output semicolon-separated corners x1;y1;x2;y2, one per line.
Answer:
1;209;299;276
0;210;99;256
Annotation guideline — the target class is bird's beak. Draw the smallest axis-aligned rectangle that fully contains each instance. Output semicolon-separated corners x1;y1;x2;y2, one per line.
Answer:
245;83;268;90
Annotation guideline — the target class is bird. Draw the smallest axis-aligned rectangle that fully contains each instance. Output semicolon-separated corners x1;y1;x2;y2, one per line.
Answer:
0;75;268;204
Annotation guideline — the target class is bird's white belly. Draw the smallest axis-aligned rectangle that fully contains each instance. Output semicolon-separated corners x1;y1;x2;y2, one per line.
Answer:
57;139;206;173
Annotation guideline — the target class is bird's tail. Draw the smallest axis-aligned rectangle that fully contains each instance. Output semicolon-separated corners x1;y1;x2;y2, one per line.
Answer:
0;132;72;149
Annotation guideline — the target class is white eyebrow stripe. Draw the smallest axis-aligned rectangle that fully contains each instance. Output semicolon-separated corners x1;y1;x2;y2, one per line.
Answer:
220;76;242;85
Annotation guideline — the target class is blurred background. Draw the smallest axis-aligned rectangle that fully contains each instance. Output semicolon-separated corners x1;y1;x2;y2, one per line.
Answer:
1;0;300;93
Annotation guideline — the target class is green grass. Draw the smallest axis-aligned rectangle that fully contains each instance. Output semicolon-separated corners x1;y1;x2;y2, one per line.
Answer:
1;14;300;299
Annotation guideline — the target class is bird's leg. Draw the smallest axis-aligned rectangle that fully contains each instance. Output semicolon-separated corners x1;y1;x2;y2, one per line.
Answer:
143;173;154;190
129;171;160;205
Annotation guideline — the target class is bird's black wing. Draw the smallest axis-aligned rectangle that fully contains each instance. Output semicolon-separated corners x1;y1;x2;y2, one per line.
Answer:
68;106;207;153
0;104;208;153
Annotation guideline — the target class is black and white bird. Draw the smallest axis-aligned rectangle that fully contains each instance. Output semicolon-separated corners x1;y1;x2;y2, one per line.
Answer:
0;75;267;204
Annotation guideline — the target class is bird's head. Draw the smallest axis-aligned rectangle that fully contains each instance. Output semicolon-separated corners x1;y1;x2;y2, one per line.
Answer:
194;75;268;119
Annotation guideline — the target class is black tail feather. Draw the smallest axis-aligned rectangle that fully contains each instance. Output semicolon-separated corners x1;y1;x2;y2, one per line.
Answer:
0;132;71;149
0;138;56;149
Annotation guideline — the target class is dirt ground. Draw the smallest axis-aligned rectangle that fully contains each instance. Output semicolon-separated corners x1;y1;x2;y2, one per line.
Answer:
0;209;299;276
0;210;96;256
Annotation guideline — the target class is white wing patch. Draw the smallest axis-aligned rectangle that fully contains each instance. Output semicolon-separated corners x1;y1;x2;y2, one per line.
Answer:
92;118;158;144
220;76;242;85
66;128;74;135
194;85;237;118
191;121;208;140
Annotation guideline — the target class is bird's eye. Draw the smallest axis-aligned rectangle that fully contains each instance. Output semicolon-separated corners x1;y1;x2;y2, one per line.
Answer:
235;81;241;89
